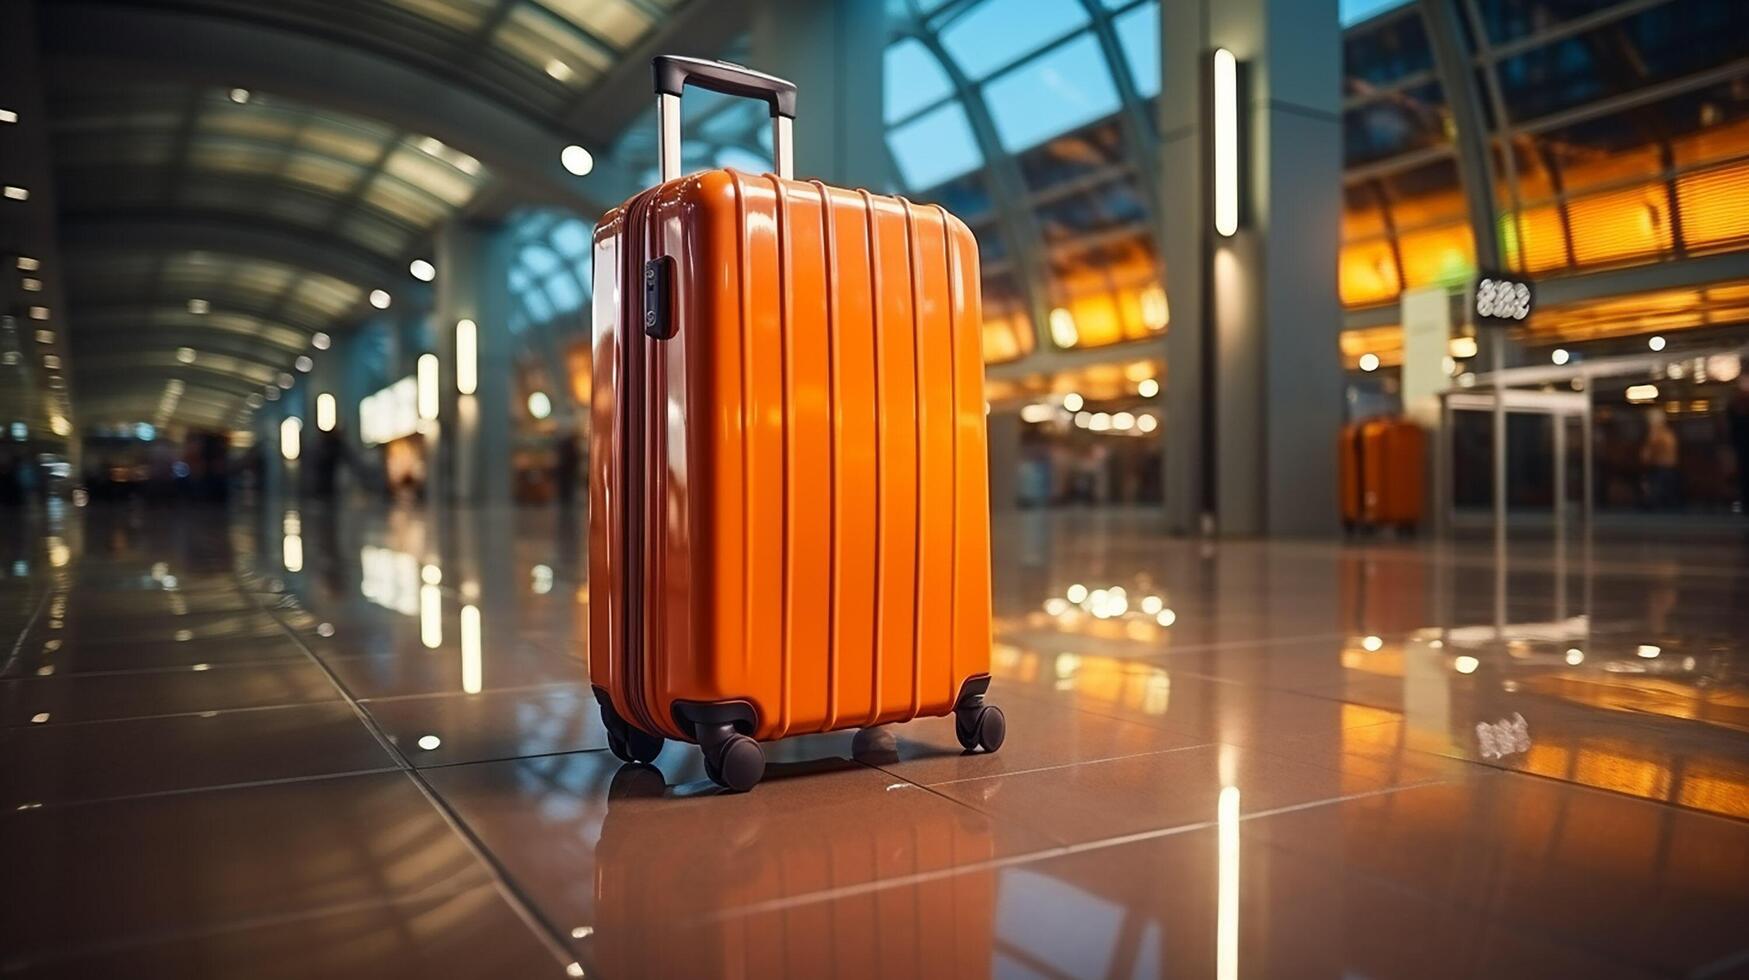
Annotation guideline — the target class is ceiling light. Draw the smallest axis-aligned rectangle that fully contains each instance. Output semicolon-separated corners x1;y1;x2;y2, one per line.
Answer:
294;355;313;373
28;306;48;320
42;355;60;369
1625;384;1658;403
545;59;574;82
1137;378;1159;398
1048;307;1078;348
1449;336;1478;359
3;186;29;201
1137;413;1158;433
0;109;16;124
277;372;294;389
246;393;263;409
527;391;552;419
1551;348;1569;365
1062;392;1084;412
21;277;41;291
229;88;250;104
409;258;435;282
1358;352;1380;372
264;387;280;402
16;256;38;270
312;331;331;350
419;136;443;155
177;347;196;364
561;144;594;176
34;329;52;343
369;289;391;309
188;298;209;314
1647;335;1665;352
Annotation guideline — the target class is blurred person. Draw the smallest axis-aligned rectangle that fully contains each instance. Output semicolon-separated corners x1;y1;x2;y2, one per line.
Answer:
1728;374;1749;514
1639;407;1680;511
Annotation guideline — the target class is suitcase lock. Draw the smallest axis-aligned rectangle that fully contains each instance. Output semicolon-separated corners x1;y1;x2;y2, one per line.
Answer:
643;256;675;339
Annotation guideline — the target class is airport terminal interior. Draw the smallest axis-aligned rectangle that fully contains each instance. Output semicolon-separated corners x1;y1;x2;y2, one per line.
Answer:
3;0;1749;976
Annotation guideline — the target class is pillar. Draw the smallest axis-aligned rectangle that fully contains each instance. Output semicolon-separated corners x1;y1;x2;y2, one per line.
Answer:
1162;0;1343;536
750;0;887;189
434;219;514;508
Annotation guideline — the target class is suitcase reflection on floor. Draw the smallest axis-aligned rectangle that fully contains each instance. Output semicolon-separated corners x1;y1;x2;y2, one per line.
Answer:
580;749;1000;977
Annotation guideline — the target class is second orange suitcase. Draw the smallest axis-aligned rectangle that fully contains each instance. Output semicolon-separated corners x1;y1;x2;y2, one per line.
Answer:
588;57;1004;791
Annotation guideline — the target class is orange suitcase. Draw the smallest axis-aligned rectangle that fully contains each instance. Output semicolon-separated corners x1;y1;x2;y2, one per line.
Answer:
1340;418;1425;533
588;57;1003;791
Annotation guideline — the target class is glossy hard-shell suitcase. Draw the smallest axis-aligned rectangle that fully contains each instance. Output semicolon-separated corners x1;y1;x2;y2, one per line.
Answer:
588;57;1004;791
1340;418;1425;532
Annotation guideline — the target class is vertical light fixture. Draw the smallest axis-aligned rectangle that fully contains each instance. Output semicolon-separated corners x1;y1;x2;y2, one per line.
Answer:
1212;48;1240;238
417;353;440;420
455;319;478;395
460;604;482;694
1216;784;1240;980
420;583;443;649
280;416;302;461
316;392;337;432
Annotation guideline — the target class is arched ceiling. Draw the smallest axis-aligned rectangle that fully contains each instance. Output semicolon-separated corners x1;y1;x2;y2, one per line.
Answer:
36;0;695;432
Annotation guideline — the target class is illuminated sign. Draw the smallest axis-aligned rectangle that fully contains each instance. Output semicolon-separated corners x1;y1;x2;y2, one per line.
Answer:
1470;273;1533;326
360;376;419;445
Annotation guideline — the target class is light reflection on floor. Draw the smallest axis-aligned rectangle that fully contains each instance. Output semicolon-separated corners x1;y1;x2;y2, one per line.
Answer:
2;502;1747;978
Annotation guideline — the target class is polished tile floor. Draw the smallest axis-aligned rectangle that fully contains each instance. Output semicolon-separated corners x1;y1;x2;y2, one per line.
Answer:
4;502;1748;978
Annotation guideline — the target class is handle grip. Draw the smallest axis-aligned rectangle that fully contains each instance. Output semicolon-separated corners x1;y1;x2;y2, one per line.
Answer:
652;56;796;183
652;56;797;119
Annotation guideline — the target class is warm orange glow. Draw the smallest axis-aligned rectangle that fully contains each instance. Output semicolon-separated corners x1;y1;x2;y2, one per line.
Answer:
1046;232;1166;349
1566;185;1673;266
981;310;1034;364
1338;325;1405;370
1396;223;1475;289
1339;238;1400;307
1676;159;1749;254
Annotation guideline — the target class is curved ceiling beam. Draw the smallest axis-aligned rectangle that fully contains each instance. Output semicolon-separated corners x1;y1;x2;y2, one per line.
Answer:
42;1;629;218
60;211;408;287
68;313;313;355
69;329;308;374
76;352;282;389
67;300;330;340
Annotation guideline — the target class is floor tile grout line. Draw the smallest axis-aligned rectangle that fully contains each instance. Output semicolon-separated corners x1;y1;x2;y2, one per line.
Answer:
916;741;1219;788
1;585;53;676
356;680;586;704
3;697;346;730
4;652;314;681
0;872;503;971
237;571;587;977
700;778;1466;923
9;765;407;812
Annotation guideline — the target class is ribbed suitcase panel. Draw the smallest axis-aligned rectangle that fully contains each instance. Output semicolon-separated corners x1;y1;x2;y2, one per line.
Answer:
943;209;992;700
821;185;880;731
904;200;958;719
866;195;922;725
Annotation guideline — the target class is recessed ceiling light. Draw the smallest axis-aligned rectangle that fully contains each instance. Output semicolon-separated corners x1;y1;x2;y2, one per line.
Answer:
369;289;391;309
409;258;435;282
294;355;313;373
0;109;17;124
3;186;29;201
312;331;331;350
16;256;38;271
177;347;196;364
561;144;594;176
277;373;294;388
1648;335;1666;352
229;88;251;104
545;59;573;82
188;298;210;314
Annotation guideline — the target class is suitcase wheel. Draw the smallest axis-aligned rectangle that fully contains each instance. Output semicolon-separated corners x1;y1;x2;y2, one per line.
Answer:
697;723;765;792
955;703;1006;754
601;704;665;765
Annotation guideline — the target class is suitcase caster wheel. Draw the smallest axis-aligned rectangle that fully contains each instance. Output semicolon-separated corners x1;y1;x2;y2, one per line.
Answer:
602;706;665;764
698;724;764;792
955;703;1006;753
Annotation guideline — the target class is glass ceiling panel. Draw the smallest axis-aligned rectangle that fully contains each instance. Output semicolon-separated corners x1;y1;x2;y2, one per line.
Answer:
383;0;496;33
543;0;655;48
495;4;613;88
984;33;1121;153
885;38;955;124
938;0;1089;81
888;100;984;189
1113;2;1161;99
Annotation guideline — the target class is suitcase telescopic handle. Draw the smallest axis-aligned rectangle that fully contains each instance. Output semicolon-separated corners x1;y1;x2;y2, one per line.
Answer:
652;55;796;183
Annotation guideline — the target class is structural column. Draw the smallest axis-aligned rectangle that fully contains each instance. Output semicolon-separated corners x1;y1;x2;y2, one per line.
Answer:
434;219;514;508
1162;0;1343;536
750;0;886;188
